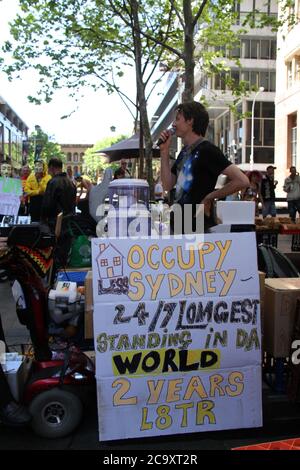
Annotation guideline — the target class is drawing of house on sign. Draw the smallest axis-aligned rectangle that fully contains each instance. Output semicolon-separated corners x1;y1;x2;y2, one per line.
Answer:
96;243;125;280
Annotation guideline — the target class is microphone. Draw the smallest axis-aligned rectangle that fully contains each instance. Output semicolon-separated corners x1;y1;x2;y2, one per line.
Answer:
156;127;176;147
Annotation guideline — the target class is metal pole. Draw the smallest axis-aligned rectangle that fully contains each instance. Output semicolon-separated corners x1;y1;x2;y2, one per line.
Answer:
250;87;264;170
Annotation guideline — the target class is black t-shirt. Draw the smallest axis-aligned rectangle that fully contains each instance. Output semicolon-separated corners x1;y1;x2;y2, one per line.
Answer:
41;172;76;223
171;140;231;206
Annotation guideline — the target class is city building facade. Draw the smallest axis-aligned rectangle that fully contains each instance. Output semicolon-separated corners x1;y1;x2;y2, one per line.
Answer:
60;143;93;176
0;94;29;172
150;0;278;175
275;0;300;195
195;0;277;173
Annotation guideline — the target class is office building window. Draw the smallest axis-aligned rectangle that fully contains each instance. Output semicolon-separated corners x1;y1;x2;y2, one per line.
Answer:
0;123;3;155
214;69;275;92
245;101;275;163
287;61;293;87
4;127;10;159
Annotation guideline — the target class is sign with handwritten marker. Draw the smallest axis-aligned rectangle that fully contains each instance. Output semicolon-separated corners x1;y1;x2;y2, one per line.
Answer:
92;233;262;441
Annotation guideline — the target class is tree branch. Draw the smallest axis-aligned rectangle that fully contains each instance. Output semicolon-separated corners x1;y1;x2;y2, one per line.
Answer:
193;0;209;28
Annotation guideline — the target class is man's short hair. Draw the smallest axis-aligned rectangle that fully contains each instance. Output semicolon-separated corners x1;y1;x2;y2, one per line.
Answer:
48;157;63;170
175;101;209;136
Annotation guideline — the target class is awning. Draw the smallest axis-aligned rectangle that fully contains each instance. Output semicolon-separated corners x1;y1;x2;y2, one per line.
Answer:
95;133;160;163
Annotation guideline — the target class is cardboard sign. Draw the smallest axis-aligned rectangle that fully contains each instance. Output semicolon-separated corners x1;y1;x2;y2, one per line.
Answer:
91;234;259;303
0;177;22;196
92;233;262;441
96;366;262;441
0;194;20;219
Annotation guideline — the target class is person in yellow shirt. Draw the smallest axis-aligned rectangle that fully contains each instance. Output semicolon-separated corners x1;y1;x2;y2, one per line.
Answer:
24;160;51;222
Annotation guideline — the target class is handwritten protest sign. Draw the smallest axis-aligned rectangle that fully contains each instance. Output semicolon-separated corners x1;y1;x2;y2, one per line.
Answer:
0;177;22;219
92;233;262;441
0;177;22;196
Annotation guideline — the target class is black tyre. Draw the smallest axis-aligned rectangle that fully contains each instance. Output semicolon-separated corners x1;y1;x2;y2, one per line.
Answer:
29;388;83;438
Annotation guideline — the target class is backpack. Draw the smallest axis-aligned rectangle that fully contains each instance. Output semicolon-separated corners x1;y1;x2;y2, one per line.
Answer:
257;244;300;278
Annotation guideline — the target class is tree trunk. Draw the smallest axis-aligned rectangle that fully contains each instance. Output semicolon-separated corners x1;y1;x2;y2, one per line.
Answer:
182;0;195;103
130;0;153;193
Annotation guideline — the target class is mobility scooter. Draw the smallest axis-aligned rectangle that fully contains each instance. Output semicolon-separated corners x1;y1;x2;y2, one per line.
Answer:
0;223;95;438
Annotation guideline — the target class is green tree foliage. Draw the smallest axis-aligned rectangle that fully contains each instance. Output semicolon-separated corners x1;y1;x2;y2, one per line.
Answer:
26;126;65;168
82;134;127;180
0;0;174;187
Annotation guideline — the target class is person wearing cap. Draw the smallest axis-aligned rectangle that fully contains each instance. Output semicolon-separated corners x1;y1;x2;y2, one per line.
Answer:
283;166;300;222
261;165;278;217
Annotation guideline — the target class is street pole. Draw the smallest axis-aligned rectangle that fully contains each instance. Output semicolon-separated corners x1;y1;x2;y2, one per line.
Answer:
250;86;264;170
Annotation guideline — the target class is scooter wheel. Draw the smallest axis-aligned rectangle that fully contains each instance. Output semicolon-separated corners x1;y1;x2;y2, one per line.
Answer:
29;388;83;438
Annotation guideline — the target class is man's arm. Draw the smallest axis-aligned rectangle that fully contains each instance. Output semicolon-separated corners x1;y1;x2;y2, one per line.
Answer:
159;131;177;191
201;164;249;203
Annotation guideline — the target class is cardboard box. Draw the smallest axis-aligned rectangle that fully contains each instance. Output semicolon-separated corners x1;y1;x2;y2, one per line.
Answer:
216;201;255;225
3;356;32;401
259;271;265;330
84;271;94;339
264;278;300;357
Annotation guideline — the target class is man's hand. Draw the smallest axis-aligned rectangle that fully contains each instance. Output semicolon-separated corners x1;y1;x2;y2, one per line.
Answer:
195;196;213;218
201;197;213;217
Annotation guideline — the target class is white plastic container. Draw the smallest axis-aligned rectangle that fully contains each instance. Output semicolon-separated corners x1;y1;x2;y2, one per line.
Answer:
108;179;151;237
108;178;150;209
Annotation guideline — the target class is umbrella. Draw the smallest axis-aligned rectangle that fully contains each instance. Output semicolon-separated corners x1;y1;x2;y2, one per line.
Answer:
95;133;160;163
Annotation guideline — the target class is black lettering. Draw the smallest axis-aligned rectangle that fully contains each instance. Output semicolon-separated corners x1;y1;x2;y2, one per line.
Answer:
186;302;197;324
175;300;187;330
214;302;229;323
162;348;178;373
113;304;131;324
195;301;213;323
230;301;241;323
142;351;160;372
241;299;253;324
179;349;199;371
132;302;149;325
252;299;260;325
200;350;218;368
113;352;142;374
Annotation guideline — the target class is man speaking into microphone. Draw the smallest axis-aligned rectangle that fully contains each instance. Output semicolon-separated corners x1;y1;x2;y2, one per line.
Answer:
159;101;249;233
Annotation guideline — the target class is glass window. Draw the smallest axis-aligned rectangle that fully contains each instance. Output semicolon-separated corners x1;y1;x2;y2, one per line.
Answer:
251;40;259;59
11;132;17;161
287;61;293;87
261;40;270;59
292;126;297;167
0;123;3;154
4;127;10;159
230;42;241;58
250;71;259;88
231;70;240;87
262;102;275;118
241;39;250;58
254;119;262;145
296;57;300;81
269;72;276;91
73;153;78;163
67;152;72;162
255;147;274;163
260;71;269;91
270;40;277;60
263;119;274;146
